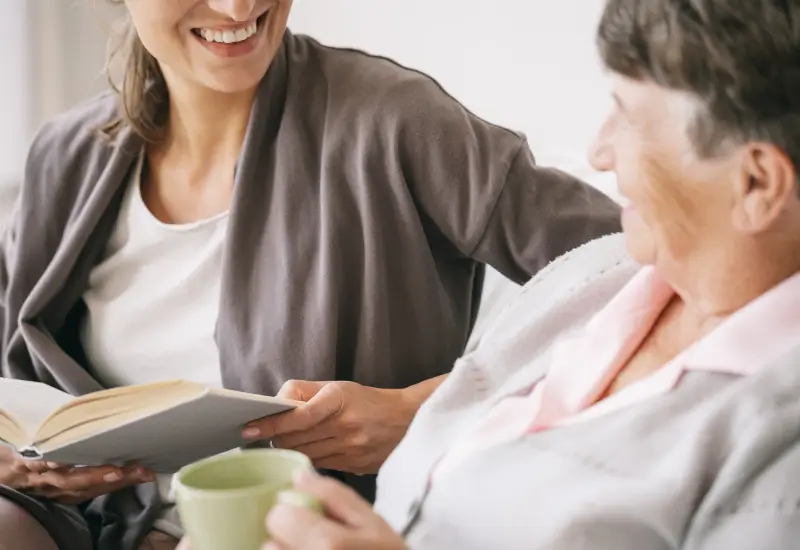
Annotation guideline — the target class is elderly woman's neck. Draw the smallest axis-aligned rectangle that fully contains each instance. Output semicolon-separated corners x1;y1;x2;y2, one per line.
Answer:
672;243;800;331
162;84;258;166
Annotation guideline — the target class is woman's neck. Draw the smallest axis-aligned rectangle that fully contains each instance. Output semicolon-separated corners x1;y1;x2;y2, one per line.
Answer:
139;82;259;224
161;80;258;168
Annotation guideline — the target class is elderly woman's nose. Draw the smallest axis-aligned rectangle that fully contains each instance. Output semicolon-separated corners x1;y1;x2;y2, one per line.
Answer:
588;133;614;172
207;0;257;21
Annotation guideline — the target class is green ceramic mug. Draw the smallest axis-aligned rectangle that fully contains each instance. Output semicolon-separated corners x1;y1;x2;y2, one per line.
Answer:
174;449;322;550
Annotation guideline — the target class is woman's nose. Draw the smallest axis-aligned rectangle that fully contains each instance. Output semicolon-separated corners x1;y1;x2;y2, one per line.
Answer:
207;0;257;21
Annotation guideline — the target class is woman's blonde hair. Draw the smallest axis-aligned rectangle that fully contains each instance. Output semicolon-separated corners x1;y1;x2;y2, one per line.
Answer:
99;1;169;142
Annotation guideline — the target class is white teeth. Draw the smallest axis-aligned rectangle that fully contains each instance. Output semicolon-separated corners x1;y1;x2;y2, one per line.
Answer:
197;21;258;44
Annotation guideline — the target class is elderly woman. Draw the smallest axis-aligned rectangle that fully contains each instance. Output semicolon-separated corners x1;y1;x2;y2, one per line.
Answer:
0;0;620;549
206;0;800;548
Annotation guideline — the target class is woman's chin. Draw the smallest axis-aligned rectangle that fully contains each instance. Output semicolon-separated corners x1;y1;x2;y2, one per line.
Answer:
195;71;265;95
192;51;277;95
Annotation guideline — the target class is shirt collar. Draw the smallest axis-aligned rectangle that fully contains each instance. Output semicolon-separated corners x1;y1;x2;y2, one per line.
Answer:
532;267;800;430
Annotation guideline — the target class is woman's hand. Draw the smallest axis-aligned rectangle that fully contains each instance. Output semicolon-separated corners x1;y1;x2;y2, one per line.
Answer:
263;469;406;550
242;380;420;475
0;446;154;505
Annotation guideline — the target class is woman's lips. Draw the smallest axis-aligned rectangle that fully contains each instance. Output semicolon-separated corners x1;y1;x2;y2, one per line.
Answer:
191;12;269;59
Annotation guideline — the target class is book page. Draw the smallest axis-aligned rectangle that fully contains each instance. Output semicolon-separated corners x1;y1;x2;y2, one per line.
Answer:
32;380;201;445
0;380;73;445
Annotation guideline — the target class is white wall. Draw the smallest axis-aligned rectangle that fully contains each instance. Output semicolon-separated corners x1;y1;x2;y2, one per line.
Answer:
0;1;123;227
29;1;124;126
0;2;30;191
289;0;613;159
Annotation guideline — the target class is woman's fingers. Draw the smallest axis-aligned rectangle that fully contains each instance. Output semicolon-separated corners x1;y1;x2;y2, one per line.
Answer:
37;465;125;492
34;463;153;495
21;460;52;474
41;466;154;504
9;458;47;474
2;454;155;501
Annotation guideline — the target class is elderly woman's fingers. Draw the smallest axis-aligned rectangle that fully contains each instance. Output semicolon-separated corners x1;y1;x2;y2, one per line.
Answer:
267;502;344;550
293;469;375;527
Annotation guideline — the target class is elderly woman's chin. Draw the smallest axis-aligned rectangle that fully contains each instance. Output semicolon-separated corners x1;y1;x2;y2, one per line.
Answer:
621;206;657;265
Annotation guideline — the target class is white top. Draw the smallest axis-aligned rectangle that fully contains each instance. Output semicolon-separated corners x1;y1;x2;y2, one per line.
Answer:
81;152;228;538
81;153;227;390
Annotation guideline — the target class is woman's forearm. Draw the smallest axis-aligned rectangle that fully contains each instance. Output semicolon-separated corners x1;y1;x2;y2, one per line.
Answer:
401;374;449;410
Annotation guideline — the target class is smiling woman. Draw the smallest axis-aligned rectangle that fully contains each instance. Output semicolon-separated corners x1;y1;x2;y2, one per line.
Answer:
104;0;293;140
0;0;620;549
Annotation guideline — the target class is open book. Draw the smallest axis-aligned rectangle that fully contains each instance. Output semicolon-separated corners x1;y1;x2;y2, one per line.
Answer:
0;379;297;472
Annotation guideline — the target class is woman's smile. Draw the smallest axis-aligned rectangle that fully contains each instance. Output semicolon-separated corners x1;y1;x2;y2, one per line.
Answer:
190;11;269;59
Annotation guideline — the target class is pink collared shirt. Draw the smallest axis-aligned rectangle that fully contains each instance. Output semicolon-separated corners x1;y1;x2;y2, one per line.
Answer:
434;267;800;479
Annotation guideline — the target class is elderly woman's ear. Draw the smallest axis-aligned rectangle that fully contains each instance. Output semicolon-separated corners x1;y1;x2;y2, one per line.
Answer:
732;143;800;233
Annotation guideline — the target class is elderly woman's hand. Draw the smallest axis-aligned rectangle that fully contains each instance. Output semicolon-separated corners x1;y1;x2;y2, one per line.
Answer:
263;469;406;550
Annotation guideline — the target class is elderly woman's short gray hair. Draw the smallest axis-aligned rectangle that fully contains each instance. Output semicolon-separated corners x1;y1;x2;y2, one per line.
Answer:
597;0;800;189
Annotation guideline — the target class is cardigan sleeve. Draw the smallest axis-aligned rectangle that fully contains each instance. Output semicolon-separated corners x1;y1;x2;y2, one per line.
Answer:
470;145;622;283
0;204;17;370
387;78;621;284
0;105;116;382
0;123;53;380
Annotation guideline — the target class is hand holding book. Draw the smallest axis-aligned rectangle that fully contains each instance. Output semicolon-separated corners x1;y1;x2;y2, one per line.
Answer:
0;379;297;473
0;445;154;505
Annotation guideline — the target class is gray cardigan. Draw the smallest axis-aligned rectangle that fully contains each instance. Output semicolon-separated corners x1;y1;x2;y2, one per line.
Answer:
0;31;620;549
375;234;800;550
